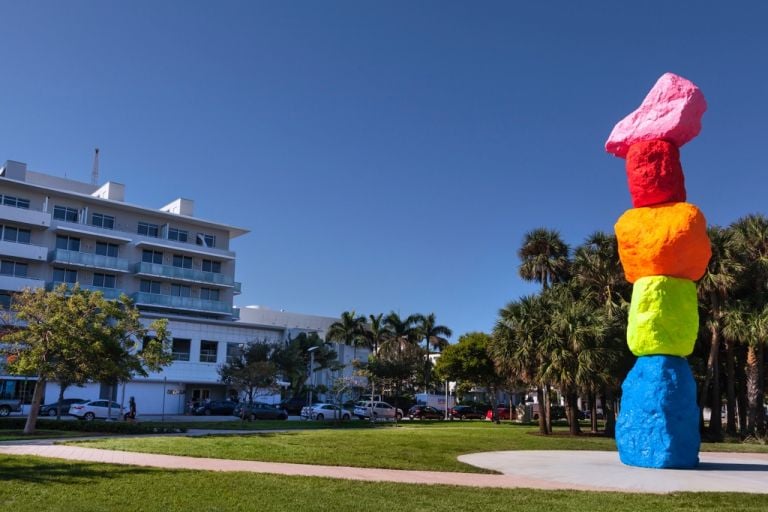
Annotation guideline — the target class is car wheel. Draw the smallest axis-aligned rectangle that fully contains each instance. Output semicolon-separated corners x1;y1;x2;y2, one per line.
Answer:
342;413;350;421
460;414;466;420
204;409;212;416
395;413;402;421
316;413;324;421
0;405;10;417
249;413;257;421
84;412;96;421
48;408;58;417
279;413;288;420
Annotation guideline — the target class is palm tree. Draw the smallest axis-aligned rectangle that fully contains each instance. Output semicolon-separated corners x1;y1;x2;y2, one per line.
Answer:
491;295;551;434
326;311;366;361
380;311;421;357
730;214;768;435
415;313;453;394
697;225;742;438
518;228;570;290
364;313;389;356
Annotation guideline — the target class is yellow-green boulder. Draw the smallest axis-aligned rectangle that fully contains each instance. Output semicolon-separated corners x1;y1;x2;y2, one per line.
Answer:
627;276;698;356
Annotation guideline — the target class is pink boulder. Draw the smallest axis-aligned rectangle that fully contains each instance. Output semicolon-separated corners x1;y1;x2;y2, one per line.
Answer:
605;73;707;158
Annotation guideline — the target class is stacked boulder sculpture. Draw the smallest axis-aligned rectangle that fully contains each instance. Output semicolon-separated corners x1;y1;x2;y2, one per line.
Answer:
606;73;710;469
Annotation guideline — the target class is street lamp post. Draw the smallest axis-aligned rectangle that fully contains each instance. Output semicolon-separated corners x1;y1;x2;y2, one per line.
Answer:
307;346;319;415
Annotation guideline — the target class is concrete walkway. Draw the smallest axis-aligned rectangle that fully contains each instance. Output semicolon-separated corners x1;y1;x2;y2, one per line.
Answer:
2;440;768;494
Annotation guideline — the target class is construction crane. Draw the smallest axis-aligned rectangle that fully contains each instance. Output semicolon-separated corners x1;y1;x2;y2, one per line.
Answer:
91;148;100;185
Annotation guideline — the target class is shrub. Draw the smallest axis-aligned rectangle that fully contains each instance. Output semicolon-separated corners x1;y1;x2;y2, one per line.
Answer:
0;417;186;434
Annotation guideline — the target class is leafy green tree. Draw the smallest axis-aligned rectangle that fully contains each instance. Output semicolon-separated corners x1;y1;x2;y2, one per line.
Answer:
1;285;170;434
434;332;501;420
272;332;338;401
219;341;279;405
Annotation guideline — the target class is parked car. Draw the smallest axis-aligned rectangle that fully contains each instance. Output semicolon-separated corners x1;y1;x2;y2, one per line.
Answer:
449;404;488;420
353;401;403;420
279;396;308;415
408;405;444;420
486;405;517;421
193;400;237;416
69;400;125;420
233;402;288;421
0;398;22;417
40;398;88;417
301;403;352;421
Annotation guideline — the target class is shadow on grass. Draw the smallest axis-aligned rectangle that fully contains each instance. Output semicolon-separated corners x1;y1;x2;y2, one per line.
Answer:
0;457;157;485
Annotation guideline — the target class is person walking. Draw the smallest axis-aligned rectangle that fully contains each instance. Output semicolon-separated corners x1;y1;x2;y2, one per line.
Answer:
124;396;137;421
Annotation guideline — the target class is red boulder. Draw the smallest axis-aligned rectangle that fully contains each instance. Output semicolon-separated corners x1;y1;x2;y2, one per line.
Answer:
625;140;686;208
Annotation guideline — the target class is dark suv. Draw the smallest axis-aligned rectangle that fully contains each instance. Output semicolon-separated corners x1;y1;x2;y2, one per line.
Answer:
449;404;489;420
279;396;308;415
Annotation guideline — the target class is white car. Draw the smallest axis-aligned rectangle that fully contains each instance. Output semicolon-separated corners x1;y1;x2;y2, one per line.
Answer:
301;403;352;421
69;400;126;420
353;401;403;420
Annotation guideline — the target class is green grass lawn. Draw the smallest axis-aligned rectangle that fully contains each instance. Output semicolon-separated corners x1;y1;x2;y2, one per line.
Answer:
0;454;764;512
69;421;768;473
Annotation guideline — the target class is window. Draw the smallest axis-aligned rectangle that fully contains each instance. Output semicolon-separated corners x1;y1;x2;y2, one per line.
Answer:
168;227;188;242
170;284;191;297
202;259;221;273
172;254;193;269
137;221;159;238
53;205;78;222
53;267;77;283
1;225;31;244
200;340;218;363
55;235;81;251
0;194;30;209
196;232;216;248
0;292;11;310
140;279;161;294
226;343;243;364
92;273;116;289
91;213;115;230
171;338;191;361
1;260;28;277
142;250;163;264
95;242;119;257
200;288;220;301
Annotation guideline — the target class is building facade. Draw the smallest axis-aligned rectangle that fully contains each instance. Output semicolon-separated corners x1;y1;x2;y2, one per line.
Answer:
0;160;359;414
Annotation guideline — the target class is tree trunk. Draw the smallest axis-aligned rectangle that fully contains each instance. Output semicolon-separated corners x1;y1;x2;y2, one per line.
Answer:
23;378;46;435
566;391;581;435
589;390;598;434
56;383;69;420
746;344;760;434
704;322;723;439
602;387;616;438
736;345;748;437
725;339;737;436
757;344;766;436
536;386;547;435
544;384;552;435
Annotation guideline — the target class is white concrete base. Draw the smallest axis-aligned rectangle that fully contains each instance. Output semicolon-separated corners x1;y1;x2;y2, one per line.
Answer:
458;450;768;493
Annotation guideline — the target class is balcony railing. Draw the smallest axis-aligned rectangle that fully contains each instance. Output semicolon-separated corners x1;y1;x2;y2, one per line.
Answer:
233;281;242;294
131;292;233;316
46;281;124;300
0;240;47;262
0;274;45;292
134;262;234;287
0;204;51;228
49;249;132;273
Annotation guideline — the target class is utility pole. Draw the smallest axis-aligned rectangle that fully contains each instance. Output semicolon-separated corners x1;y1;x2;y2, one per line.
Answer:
91;148;100;185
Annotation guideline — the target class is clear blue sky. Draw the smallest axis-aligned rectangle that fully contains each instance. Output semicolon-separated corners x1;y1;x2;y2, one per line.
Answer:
1;2;766;340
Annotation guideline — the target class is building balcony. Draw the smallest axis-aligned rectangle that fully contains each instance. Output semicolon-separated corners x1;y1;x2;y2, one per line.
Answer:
0;204;51;228
134;262;234;287
134;237;235;260
0;240;47;262
0;274;45;292
233;281;242;295
46;281;125;300
49;249;132;273
131;292;234;316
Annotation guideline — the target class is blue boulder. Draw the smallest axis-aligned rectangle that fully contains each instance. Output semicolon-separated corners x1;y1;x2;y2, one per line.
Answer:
616;355;700;468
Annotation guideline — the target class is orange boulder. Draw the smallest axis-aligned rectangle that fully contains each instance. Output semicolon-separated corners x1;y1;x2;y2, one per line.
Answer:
615;202;711;283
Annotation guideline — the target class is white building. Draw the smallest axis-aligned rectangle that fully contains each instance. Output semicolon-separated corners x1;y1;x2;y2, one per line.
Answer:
0;160;361;414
